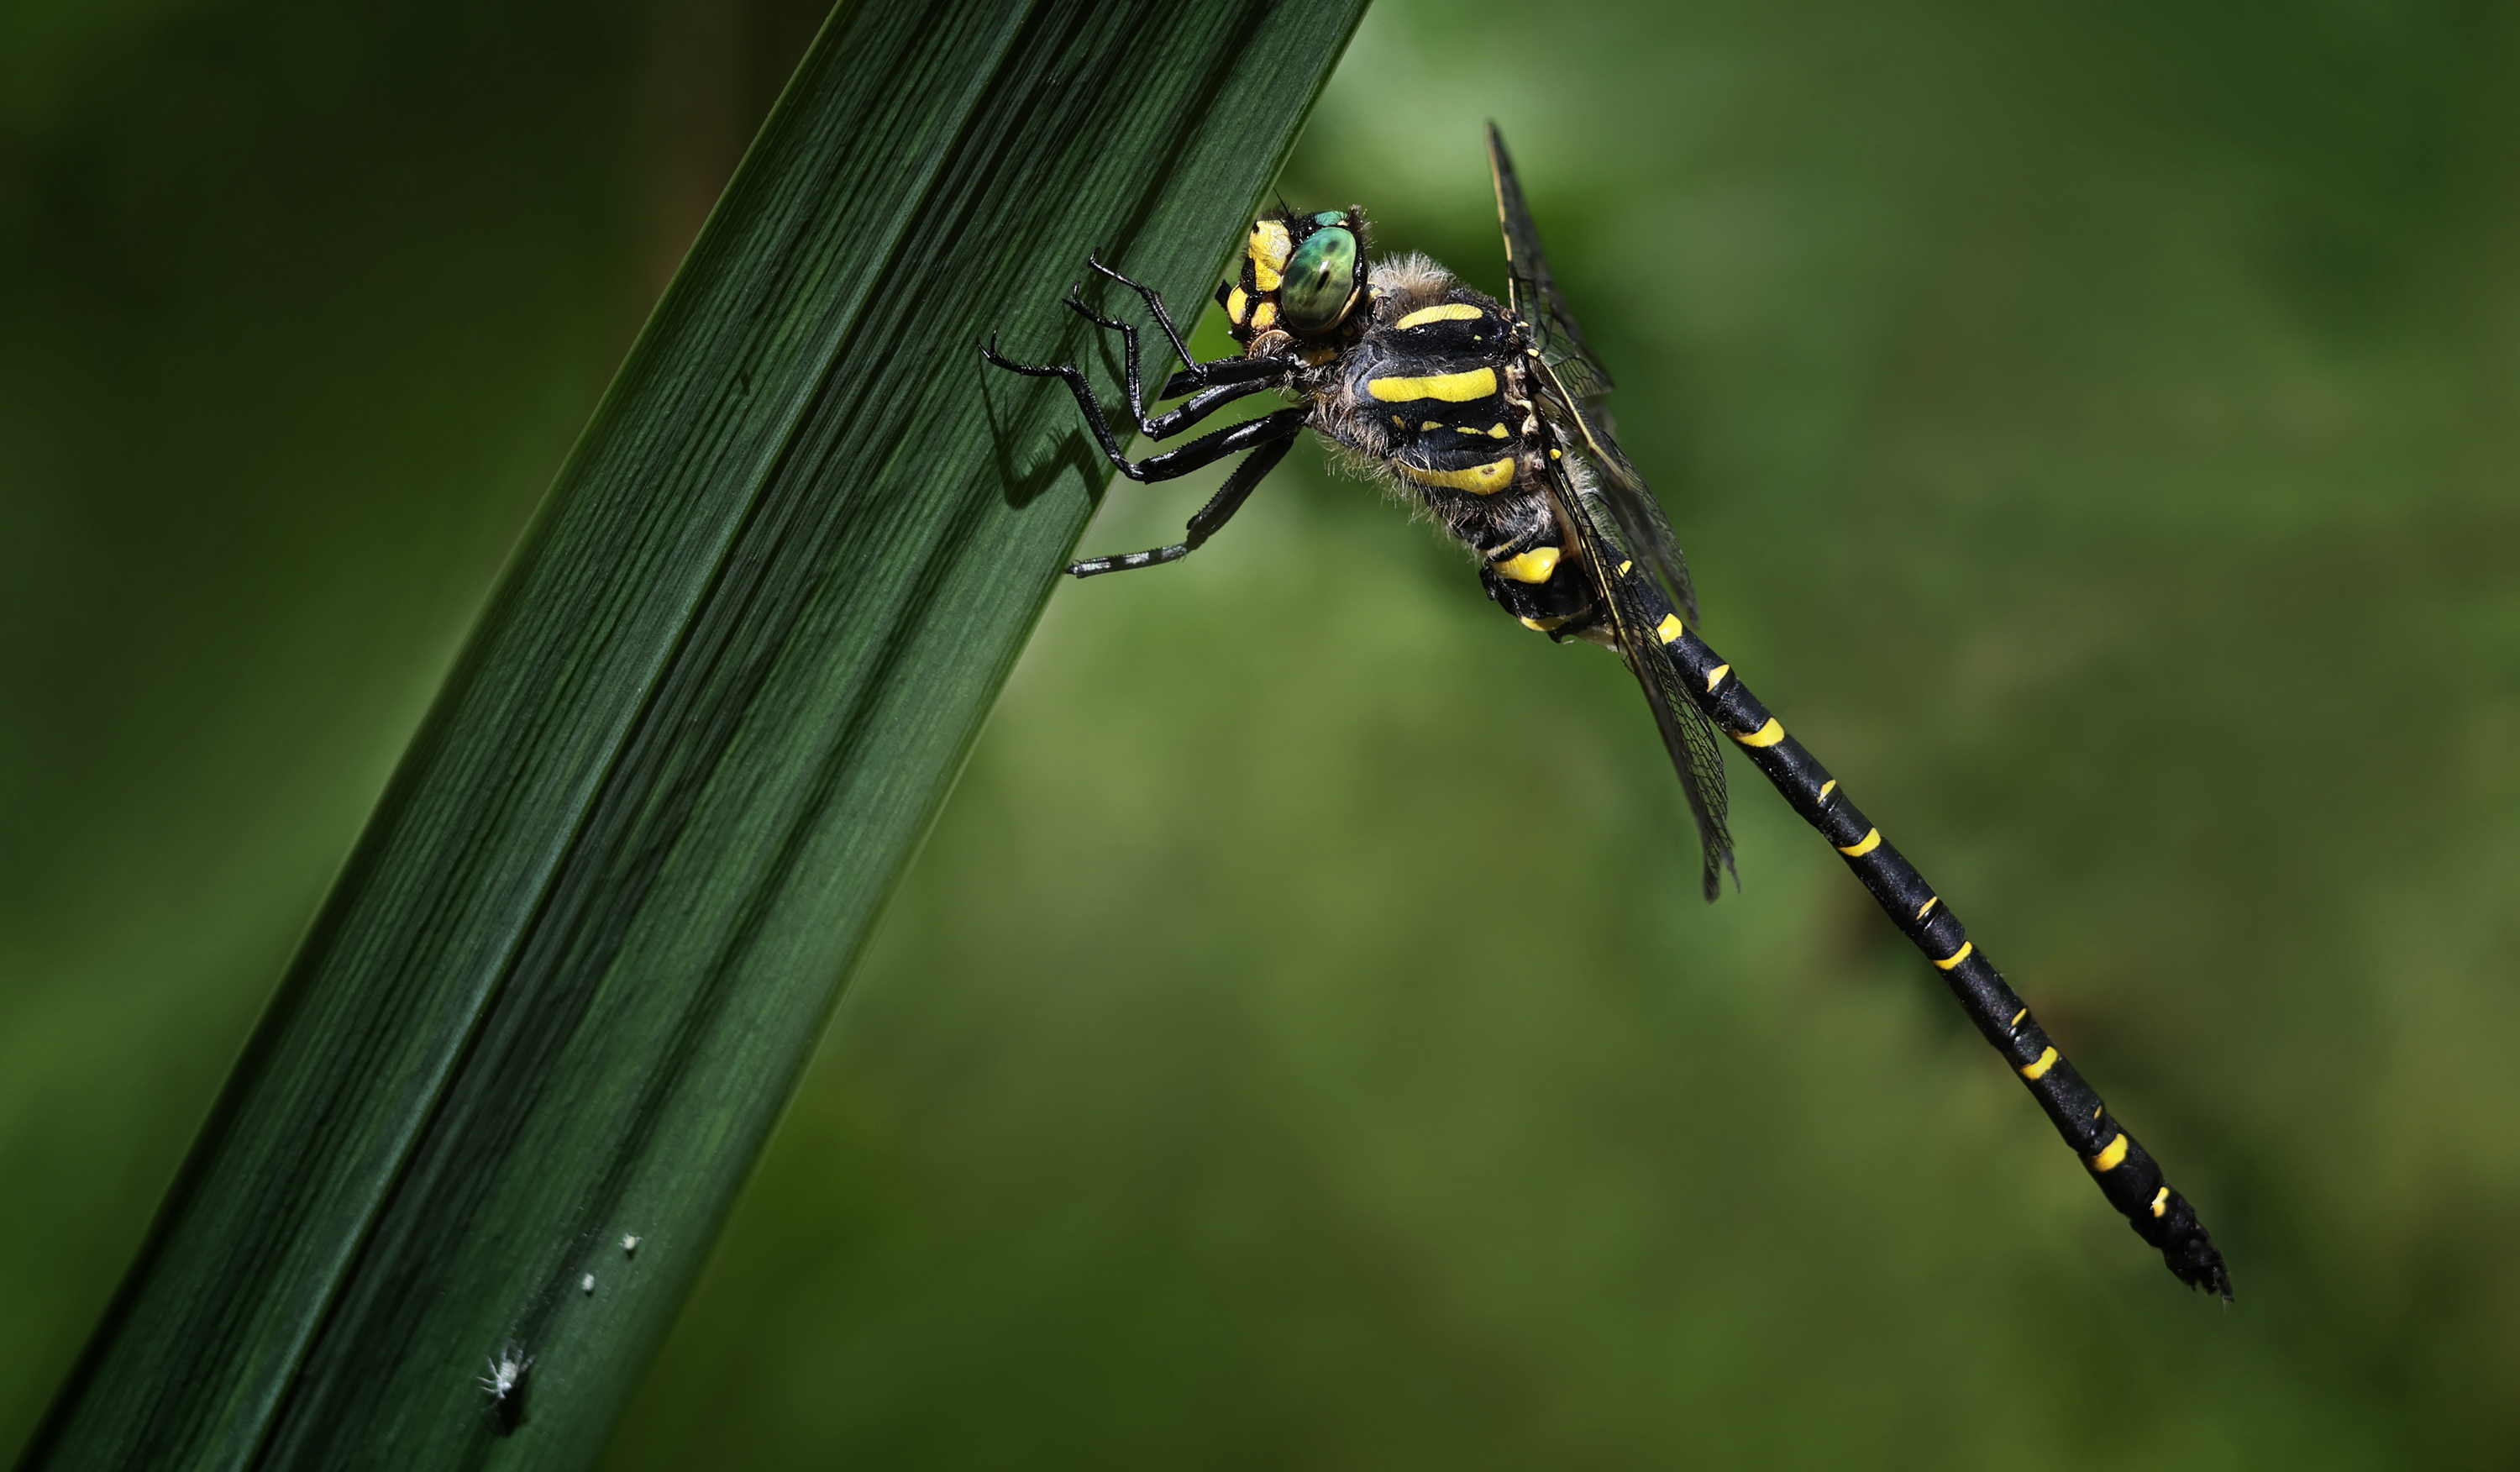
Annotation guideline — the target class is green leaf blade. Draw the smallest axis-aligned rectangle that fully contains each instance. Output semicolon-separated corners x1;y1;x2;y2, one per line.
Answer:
24;2;1368;1467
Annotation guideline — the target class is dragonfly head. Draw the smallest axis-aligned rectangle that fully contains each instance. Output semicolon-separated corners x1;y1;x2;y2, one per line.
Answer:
1220;208;1369;350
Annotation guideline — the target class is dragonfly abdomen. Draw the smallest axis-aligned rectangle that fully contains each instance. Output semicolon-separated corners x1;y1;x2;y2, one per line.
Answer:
1641;586;2233;1297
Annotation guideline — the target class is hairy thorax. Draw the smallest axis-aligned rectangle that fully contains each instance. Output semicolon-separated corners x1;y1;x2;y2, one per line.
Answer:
1298;256;1593;632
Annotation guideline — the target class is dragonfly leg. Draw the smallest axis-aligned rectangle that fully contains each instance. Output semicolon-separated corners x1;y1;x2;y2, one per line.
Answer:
1067;418;1303;578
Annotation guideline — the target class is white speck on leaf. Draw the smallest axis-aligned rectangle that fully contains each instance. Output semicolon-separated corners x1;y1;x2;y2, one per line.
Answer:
480;1344;531;1406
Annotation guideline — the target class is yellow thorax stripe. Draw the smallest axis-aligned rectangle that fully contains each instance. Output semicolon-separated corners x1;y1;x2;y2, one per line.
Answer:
1394;302;1485;329
1368;366;1498;402
1493;546;1561;583
1396;457;1516;494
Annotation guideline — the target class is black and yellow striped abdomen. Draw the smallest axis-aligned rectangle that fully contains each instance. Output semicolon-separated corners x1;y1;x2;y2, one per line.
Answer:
1626;570;2231;1296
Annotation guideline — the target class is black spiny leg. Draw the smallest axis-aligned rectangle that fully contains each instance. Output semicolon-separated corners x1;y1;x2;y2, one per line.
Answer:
1079;255;1304;411
1068;424;1299;577
1082;254;1212;395
982;256;1310;578
983;255;1300;449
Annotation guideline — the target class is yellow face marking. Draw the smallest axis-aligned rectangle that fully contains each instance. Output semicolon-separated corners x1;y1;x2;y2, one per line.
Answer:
1734;718;1785;748
1394;302;1484;329
1919;896;1939;918
1815;777;1834;800
1397;457;1517;494
1931;940;1974;970
1518;614;1567;633
2150;1186;2170;1217
1494;546;1562;583
1247;218;1291;291
1250;300;1278;332
1655;613;1685;644
1705;664;1731;691
2090;1134;2130;1172
2019;1046;2059;1080
1226;286;1248;327
1368;366;1499;402
1837;828;1882;858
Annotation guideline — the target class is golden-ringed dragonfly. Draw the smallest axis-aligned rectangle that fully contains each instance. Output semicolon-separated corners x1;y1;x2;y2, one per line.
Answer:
982;124;2232;1300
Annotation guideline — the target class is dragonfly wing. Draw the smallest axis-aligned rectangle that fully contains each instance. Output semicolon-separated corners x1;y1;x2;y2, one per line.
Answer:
1545;451;1734;900
1490;122;1703;625
1528;355;1703;627
1487;122;1609;384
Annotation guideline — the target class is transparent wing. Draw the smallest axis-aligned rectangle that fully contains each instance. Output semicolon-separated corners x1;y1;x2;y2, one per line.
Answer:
1488;122;1703;626
1543;449;1735;901
1486;120;1606;386
1527;355;1702;626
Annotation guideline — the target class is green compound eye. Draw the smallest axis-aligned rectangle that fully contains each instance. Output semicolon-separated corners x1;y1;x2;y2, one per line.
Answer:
1279;225;1359;334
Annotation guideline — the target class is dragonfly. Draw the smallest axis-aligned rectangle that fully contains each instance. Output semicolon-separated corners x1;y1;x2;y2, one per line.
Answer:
983;124;2231;1299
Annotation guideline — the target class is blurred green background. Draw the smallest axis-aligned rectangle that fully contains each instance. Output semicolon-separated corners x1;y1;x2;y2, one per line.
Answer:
7;0;2517;1465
